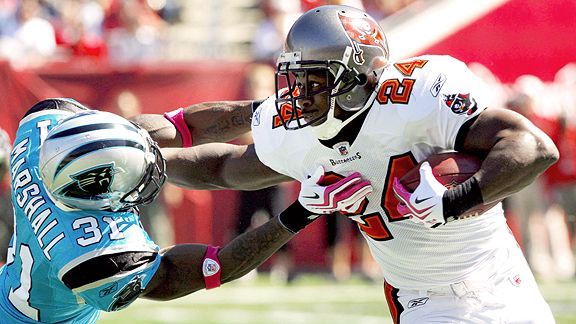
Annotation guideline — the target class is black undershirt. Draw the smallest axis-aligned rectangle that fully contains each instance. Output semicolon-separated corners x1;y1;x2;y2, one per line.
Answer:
319;105;480;153
318;107;371;148
62;252;157;289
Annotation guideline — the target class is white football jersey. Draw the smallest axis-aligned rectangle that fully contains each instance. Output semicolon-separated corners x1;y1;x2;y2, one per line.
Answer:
251;55;516;289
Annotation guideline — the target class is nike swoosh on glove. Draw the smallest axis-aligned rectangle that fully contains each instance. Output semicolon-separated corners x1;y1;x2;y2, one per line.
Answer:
392;162;447;228
299;166;373;215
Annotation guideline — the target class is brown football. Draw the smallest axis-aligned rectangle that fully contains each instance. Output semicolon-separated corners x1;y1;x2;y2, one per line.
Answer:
399;152;500;218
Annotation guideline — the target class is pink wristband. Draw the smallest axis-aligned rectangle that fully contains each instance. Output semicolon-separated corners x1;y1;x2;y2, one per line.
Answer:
163;107;193;148
202;246;222;289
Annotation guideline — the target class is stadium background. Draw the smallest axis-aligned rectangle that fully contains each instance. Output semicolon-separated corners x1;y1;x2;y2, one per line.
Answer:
1;0;576;322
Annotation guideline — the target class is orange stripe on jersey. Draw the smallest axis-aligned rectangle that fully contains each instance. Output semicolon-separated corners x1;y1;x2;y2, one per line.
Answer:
384;281;404;324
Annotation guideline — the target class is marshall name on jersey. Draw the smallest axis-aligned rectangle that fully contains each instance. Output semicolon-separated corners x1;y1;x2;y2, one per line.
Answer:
0;109;161;323
252;55;515;290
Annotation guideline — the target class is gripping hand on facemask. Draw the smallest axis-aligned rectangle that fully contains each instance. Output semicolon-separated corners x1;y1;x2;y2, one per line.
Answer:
298;166;373;215
392;162;447;228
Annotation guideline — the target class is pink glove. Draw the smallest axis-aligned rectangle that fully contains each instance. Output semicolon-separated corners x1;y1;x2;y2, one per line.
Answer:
299;166;373;215
392;162;447;228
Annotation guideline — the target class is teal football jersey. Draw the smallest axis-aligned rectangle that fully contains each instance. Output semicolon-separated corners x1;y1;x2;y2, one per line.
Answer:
0;109;161;323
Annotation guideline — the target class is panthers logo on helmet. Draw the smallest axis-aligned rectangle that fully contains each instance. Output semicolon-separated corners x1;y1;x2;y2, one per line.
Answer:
443;93;478;115
338;13;386;65
55;163;115;198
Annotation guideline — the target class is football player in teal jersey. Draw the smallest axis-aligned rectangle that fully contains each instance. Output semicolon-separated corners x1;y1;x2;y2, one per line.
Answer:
0;98;372;323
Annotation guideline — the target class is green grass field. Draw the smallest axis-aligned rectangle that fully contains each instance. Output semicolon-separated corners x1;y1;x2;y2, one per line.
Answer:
99;274;576;324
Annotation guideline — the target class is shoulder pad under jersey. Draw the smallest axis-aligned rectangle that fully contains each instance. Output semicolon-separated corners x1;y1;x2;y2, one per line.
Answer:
380;55;487;124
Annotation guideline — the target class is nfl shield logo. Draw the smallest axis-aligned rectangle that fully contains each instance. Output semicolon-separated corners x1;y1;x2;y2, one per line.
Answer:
334;142;350;156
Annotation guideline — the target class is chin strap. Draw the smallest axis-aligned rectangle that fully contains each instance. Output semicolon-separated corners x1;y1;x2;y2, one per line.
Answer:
313;47;353;140
312;66;383;140
313;96;342;140
313;95;375;140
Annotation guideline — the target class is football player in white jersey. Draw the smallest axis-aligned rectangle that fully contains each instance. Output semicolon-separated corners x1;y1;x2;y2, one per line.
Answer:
134;5;559;323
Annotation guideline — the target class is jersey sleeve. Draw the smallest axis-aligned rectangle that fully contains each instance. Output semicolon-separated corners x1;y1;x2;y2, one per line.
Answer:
250;95;293;176
55;210;163;313
402;56;491;150
73;253;161;312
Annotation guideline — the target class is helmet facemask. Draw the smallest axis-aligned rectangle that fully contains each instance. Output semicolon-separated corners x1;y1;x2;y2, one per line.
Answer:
118;132;166;211
275;50;362;132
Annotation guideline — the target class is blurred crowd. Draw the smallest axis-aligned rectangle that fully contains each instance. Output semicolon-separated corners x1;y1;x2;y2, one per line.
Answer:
0;0;417;68
1;0;575;283
0;0;182;67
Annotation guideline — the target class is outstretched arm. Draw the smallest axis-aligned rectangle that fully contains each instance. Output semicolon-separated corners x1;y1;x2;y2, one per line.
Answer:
132;100;284;190
141;214;294;300
131;100;257;147
141;171;373;300
161;143;291;190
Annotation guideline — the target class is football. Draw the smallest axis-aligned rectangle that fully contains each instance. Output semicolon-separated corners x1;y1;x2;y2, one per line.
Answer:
399;152;501;218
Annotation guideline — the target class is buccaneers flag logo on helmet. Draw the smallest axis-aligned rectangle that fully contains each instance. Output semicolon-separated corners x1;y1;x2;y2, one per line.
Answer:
338;13;387;65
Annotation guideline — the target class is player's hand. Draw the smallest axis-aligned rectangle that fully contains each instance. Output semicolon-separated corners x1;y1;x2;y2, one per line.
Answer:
392;162;447;228
299;166;373;215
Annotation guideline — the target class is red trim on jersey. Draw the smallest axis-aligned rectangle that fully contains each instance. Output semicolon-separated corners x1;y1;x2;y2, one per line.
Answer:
202;246;222;290
163;108;193;148
384;281;404;324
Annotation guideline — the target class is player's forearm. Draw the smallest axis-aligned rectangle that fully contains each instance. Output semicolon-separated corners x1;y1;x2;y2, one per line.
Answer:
143;217;296;301
218;216;295;283
162;145;240;190
132;100;255;148
183;101;255;145
162;144;290;191
141;244;210;300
